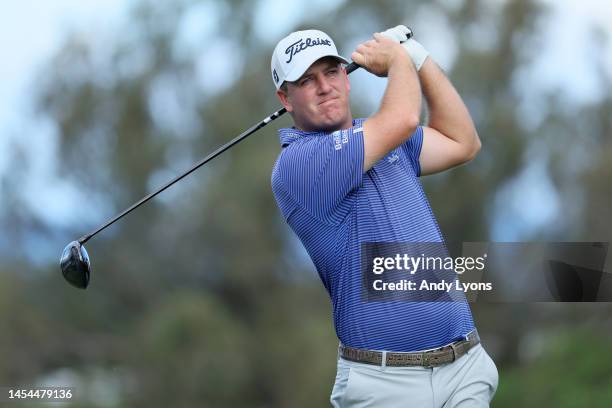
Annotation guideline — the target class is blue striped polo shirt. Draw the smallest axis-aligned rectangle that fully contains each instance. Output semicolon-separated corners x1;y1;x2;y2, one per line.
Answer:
271;118;475;352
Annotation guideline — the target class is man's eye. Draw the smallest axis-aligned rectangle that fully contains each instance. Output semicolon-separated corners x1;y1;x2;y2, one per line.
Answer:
300;78;312;86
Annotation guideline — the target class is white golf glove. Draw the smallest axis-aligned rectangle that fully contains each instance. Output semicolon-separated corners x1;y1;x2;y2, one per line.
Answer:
381;25;429;71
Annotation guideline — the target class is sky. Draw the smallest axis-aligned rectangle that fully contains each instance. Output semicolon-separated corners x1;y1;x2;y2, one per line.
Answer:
0;0;126;153
1;0;611;247
0;0;128;230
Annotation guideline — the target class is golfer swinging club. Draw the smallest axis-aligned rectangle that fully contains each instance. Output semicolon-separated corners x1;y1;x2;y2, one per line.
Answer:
270;25;498;407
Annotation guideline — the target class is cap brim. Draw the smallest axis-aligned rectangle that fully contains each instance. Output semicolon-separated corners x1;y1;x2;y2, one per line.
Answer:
284;53;350;83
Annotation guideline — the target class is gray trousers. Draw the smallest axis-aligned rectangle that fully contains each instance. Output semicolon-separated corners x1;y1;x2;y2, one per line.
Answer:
330;343;498;407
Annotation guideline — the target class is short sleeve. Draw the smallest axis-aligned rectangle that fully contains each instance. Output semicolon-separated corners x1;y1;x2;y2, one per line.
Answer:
400;126;424;177
276;126;364;225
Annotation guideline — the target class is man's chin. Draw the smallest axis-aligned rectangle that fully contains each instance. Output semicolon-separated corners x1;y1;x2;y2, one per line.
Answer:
296;113;351;133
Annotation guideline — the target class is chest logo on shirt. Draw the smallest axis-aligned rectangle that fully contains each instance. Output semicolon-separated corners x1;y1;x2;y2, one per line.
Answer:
387;152;400;164
333;130;349;150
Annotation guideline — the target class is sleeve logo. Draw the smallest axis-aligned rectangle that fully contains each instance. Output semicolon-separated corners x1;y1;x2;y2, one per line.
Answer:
333;130;350;151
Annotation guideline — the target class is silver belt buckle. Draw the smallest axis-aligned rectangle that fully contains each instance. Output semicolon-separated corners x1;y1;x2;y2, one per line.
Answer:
421;352;433;368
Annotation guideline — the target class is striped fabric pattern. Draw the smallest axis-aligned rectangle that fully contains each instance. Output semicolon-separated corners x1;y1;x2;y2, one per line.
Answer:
271;118;475;352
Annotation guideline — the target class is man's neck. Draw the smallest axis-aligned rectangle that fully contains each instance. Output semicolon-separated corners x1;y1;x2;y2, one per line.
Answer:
293;116;354;133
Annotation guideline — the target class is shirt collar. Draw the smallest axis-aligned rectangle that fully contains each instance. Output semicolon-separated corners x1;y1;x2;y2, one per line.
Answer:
278;118;362;147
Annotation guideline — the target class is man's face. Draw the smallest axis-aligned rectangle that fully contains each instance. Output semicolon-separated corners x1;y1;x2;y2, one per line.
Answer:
277;57;352;132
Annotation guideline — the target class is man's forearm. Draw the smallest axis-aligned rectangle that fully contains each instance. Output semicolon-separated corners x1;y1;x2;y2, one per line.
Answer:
418;58;480;151
379;54;422;127
358;37;423;171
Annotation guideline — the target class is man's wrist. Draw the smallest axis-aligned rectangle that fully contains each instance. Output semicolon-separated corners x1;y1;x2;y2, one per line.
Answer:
389;46;415;74
403;38;429;71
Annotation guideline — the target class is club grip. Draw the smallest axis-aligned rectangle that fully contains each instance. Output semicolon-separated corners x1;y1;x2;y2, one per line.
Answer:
345;27;413;75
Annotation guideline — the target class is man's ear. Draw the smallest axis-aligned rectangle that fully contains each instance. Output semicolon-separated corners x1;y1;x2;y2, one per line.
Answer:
276;89;293;113
343;66;350;93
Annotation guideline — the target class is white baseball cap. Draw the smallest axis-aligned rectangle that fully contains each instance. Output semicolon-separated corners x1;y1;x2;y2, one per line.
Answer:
271;29;349;90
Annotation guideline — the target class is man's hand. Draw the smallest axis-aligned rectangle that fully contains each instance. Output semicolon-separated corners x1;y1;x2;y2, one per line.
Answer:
351;33;407;77
381;24;429;71
381;25;412;43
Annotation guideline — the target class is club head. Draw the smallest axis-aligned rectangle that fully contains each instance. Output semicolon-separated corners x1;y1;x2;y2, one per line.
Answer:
60;240;91;289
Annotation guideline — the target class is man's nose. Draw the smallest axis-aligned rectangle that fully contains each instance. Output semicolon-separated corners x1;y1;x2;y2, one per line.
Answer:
316;75;333;93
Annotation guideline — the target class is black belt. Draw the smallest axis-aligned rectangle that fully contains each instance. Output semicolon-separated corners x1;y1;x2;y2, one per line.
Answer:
339;330;480;368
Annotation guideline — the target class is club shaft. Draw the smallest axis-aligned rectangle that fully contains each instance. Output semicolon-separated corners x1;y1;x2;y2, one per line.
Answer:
78;108;287;244
77;30;412;244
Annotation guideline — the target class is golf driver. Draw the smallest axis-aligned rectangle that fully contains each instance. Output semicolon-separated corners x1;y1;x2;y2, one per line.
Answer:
60;28;414;289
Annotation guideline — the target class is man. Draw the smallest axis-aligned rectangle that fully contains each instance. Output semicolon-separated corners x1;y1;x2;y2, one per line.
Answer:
270;26;498;407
